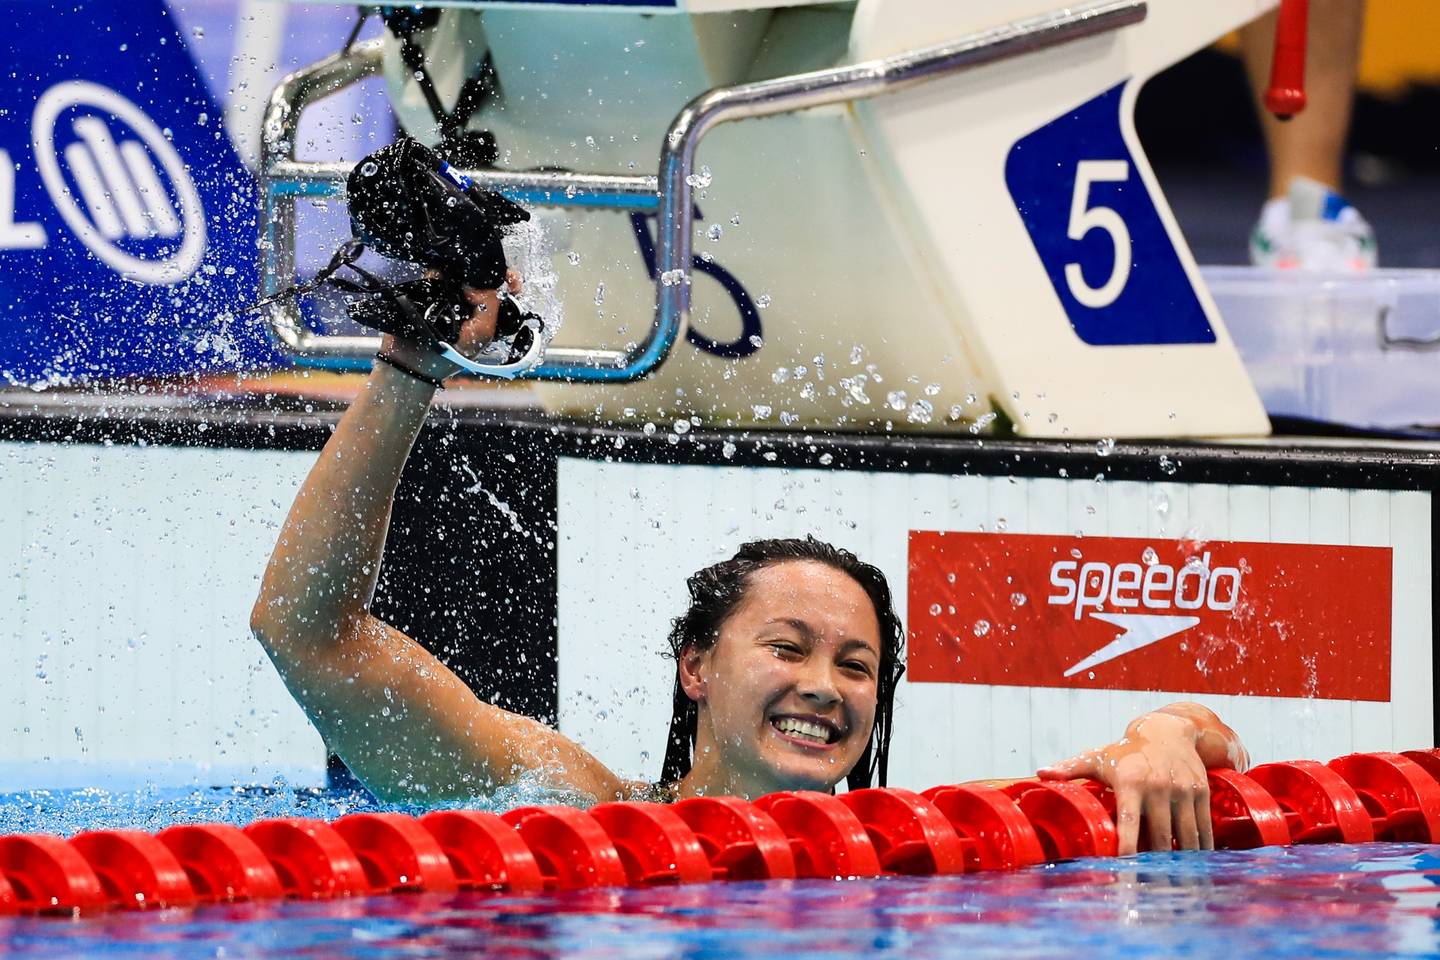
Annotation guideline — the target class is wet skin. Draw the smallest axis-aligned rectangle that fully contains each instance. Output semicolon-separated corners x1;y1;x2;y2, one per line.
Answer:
678;560;881;800
255;267;1249;857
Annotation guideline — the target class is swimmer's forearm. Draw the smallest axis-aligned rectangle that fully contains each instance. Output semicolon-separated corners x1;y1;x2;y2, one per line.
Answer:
1151;701;1250;771
253;362;436;643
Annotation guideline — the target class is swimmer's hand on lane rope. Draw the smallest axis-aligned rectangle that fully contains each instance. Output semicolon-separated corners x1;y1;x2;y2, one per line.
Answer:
379;268;526;386
1036;705;1245;856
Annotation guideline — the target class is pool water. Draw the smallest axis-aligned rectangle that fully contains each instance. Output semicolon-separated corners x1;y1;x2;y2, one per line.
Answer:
3;788;1440;958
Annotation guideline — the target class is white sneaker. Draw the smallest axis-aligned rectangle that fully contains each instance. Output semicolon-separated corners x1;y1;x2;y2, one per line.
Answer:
1248;176;1378;271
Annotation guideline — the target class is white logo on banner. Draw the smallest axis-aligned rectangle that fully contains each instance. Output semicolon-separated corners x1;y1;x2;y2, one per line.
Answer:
31;81;205;284
0;149;47;250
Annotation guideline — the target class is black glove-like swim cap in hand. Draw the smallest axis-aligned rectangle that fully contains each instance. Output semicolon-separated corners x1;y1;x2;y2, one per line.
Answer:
346;136;530;291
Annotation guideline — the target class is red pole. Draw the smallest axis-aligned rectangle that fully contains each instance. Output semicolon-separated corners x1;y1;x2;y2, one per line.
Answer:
1264;0;1309;119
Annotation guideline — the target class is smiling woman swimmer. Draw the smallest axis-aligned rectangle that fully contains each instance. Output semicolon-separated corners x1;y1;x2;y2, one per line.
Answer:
250;272;1249;857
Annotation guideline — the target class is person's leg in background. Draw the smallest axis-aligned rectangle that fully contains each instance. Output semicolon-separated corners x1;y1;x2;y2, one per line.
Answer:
1241;0;1377;269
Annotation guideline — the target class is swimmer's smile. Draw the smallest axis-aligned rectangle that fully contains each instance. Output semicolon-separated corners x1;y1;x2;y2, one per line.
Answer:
769;713;845;749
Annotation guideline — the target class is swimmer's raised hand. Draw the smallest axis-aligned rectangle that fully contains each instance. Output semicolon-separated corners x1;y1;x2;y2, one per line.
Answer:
379;268;523;386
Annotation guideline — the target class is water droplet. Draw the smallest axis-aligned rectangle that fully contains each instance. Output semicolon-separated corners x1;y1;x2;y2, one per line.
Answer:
660;268;687;287
359;161;378;177
751;404;772;420
973;620;991;637
191;25;205;38
673;419;691;435
924;383;941;396
567;251;581;266
1142;546;1159;565
1010;592;1028;607
756;294;772;308
684;165;713;188
721;441;737;459
730;214;741;226
594;282;605;305
1096;438;1116;456
772;367;791;384
706;223;723;242
886;390;907;412
642;422;657;436
929;603;942;616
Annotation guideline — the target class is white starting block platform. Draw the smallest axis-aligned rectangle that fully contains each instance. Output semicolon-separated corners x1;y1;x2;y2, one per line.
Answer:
255;0;1440;436
262;0;1290;440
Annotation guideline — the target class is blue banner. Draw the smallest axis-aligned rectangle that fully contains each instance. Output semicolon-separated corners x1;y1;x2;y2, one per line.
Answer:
0;0;283;383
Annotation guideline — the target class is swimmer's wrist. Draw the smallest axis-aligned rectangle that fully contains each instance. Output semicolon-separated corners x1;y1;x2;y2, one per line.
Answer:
375;351;446;389
1125;710;1196;744
375;335;458;386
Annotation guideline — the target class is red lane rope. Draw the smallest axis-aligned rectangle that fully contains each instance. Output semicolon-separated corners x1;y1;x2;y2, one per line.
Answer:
4;749;1438;917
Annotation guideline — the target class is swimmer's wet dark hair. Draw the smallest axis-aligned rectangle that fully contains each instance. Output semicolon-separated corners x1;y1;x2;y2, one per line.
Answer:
660;536;906;791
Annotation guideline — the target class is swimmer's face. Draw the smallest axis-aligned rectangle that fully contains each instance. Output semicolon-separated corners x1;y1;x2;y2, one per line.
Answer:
681;560;882;796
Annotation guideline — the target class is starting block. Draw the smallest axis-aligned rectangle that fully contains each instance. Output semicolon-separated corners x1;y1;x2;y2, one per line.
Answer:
259;0;1282;438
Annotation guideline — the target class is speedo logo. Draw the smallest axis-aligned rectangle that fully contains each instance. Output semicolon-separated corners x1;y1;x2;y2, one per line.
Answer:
907;529;1393;700
1047;551;1243;678
1047;552;1243;620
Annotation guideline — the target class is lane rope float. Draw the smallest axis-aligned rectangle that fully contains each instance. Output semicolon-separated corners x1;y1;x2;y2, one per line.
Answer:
4;749;1439;917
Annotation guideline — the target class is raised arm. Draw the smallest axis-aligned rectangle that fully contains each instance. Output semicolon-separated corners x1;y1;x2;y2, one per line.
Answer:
250;283;625;802
1037;701;1247;856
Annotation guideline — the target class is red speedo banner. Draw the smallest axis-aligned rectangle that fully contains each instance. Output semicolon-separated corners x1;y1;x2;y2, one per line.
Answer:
908;531;1392;701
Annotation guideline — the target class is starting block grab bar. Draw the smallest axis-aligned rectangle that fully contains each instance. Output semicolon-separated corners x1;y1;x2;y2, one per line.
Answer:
259;0;1147;382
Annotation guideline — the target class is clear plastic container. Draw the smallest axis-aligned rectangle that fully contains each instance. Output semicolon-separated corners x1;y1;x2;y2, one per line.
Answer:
1204;266;1440;429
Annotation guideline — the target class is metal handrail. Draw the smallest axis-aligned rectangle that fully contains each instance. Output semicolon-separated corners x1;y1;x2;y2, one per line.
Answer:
259;0;1147;381
257;41;661;369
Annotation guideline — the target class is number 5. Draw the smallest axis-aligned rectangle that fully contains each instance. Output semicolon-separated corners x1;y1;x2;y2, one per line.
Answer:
1064;160;1130;309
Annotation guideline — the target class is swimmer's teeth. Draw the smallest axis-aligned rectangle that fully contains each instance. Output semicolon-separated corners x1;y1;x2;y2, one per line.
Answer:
774;717;831;743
